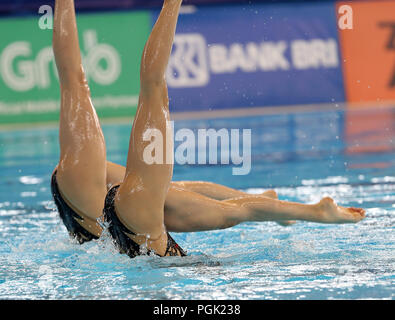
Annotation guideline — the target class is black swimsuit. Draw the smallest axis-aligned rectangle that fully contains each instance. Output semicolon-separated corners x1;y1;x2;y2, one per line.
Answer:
51;170;100;244
51;170;186;257
103;185;187;258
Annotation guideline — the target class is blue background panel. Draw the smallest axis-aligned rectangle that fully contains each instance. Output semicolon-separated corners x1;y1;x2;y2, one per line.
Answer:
157;2;345;111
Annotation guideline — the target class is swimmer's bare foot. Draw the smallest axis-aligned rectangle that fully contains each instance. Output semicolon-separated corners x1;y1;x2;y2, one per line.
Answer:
316;197;365;223
262;190;296;227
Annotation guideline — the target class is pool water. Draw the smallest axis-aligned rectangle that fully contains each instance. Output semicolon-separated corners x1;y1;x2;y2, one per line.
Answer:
0;106;394;299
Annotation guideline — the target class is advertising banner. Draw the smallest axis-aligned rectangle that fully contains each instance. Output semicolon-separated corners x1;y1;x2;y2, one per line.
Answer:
337;0;395;104
0;1;344;14
0;11;150;124
163;2;345;112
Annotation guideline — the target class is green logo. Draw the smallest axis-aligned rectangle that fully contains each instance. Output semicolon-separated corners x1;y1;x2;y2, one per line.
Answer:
0;11;151;124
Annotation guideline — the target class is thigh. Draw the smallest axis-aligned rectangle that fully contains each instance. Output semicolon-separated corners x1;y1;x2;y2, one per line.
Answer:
115;88;173;237
53;0;107;219
113;0;182;239
164;185;248;232
56;85;107;219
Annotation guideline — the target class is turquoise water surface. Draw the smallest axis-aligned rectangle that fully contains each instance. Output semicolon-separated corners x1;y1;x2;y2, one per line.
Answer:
0;107;394;299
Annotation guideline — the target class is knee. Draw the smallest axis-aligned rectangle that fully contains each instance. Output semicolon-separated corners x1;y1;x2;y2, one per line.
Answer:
220;217;239;229
220;205;248;229
262;189;278;199
59;68;90;93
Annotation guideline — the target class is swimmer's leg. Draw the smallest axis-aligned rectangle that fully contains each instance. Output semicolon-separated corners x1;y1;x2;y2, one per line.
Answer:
164;187;365;232
171;181;277;200
103;161;295;230
171;181;295;226
106;163;276;199
106;161;125;189
53;0;106;235
114;0;183;256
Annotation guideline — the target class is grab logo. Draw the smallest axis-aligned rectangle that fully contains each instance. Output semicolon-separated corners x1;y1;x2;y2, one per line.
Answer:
166;34;209;87
0;30;121;92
